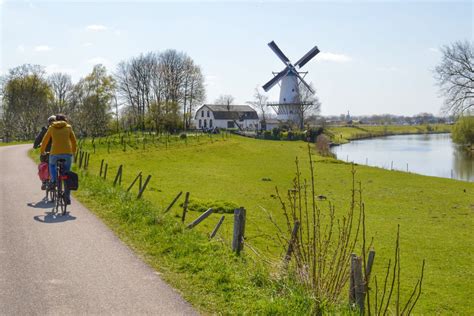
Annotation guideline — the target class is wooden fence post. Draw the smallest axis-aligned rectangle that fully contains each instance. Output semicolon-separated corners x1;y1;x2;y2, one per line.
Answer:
232;207;246;254
181;192;190;222
103;163;108;180
366;249;376;281
352;255;365;314
350;253;357;304
164;191;183;213
86;152;91;169
84;152;89;170
113;165;123;186
186;208;214;229
127;172;142;192
99;159;104;177
210;215;225;239
78;151;84;169
137;175;151;199
284;221;300;264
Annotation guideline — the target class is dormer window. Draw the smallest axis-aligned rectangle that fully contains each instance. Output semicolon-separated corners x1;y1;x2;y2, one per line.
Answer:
207;111;210;117
201;111;204;117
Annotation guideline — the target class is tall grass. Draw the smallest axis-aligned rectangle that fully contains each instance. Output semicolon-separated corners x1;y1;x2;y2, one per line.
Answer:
268;144;425;314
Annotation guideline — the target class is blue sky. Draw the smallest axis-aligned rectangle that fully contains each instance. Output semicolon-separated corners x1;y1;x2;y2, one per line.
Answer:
1;0;472;115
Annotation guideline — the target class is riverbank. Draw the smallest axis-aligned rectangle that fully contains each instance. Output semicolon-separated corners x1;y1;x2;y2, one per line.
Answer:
325;124;452;145
31;133;473;314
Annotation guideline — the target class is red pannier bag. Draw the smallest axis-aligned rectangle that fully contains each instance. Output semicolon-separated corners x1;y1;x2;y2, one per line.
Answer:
38;162;49;181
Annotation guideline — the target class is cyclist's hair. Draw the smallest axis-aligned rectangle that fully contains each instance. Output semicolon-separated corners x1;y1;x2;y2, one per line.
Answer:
55;114;67;122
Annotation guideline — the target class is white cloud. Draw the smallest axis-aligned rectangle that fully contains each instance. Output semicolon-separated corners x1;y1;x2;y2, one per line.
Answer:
17;45;25;53
317;52;352;63
86;24;108;32
34;45;52;52
429;47;439;53
83;42;93;47
114;30;122;36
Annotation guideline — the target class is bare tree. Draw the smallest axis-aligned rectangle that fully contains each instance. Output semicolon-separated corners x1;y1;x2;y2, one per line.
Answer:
297;82;322;129
247;87;268;123
434;40;474;116
48;72;72;114
115;50;205;132
214;94;235;105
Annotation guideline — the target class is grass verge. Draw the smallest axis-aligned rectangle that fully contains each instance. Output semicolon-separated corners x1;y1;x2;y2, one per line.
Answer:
73;171;316;314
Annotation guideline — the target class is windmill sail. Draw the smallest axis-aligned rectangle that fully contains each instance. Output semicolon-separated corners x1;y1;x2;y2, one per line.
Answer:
295;46;320;68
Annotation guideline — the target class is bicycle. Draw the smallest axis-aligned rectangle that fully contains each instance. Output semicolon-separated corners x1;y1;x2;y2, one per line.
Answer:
39;152;55;203
53;159;68;216
45;180;55;202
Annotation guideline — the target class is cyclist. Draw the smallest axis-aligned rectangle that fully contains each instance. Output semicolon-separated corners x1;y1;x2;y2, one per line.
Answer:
34;115;56;190
33;115;56;151
40;114;77;205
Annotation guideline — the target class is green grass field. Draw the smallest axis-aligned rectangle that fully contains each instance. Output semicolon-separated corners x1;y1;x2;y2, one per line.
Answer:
326;124;452;144
32;130;472;314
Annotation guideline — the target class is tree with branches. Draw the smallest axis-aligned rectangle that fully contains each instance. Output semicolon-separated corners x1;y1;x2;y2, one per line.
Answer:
247;87;268;125
434;41;474;116
296;82;322;129
214;94;235;105
48;72;73;114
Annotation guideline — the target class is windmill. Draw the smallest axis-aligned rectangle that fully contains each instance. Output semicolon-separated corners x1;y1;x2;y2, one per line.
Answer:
262;41;320;124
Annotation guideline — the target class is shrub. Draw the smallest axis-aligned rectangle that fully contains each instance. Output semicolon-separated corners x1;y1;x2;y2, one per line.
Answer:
179;133;187;139
263;130;272;140
452;116;474;146
272;127;281;138
315;134;331;156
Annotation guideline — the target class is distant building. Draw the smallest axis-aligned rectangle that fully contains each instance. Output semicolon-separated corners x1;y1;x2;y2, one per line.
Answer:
194;104;259;130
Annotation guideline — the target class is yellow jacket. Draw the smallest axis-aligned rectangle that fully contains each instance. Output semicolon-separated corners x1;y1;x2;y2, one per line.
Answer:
40;121;77;155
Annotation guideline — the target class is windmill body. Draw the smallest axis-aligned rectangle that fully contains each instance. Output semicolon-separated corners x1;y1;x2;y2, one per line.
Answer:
277;73;300;122
262;41;320;126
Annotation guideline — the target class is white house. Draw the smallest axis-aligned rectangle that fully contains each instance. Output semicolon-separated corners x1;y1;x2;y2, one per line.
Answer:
194;104;259;130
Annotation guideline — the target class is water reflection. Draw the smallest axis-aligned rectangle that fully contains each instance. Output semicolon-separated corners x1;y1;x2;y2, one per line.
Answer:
331;133;473;182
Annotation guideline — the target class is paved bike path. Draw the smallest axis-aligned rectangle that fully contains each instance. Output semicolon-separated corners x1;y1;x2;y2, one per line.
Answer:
0;144;197;315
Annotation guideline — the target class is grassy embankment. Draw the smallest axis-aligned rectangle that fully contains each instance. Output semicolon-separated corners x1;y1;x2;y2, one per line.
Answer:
31;129;472;314
0;140;32;146
325;124;452;144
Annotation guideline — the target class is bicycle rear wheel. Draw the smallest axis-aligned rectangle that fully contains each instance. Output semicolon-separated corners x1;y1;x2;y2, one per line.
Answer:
55;192;67;215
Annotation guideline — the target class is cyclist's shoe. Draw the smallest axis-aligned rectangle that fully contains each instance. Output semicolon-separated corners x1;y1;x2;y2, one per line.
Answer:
41;182;47;190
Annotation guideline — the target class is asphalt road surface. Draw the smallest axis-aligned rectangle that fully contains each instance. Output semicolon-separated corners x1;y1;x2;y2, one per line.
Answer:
0;144;197;315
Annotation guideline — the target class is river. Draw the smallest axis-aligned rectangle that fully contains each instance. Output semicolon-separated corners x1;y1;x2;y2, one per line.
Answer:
331;133;473;182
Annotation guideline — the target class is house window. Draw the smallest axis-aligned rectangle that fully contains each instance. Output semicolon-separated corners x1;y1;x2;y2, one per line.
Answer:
201;111;204;117
199;119;202;128
227;121;234;128
207;111;210;117
210;119;213;128
204;119;207;128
